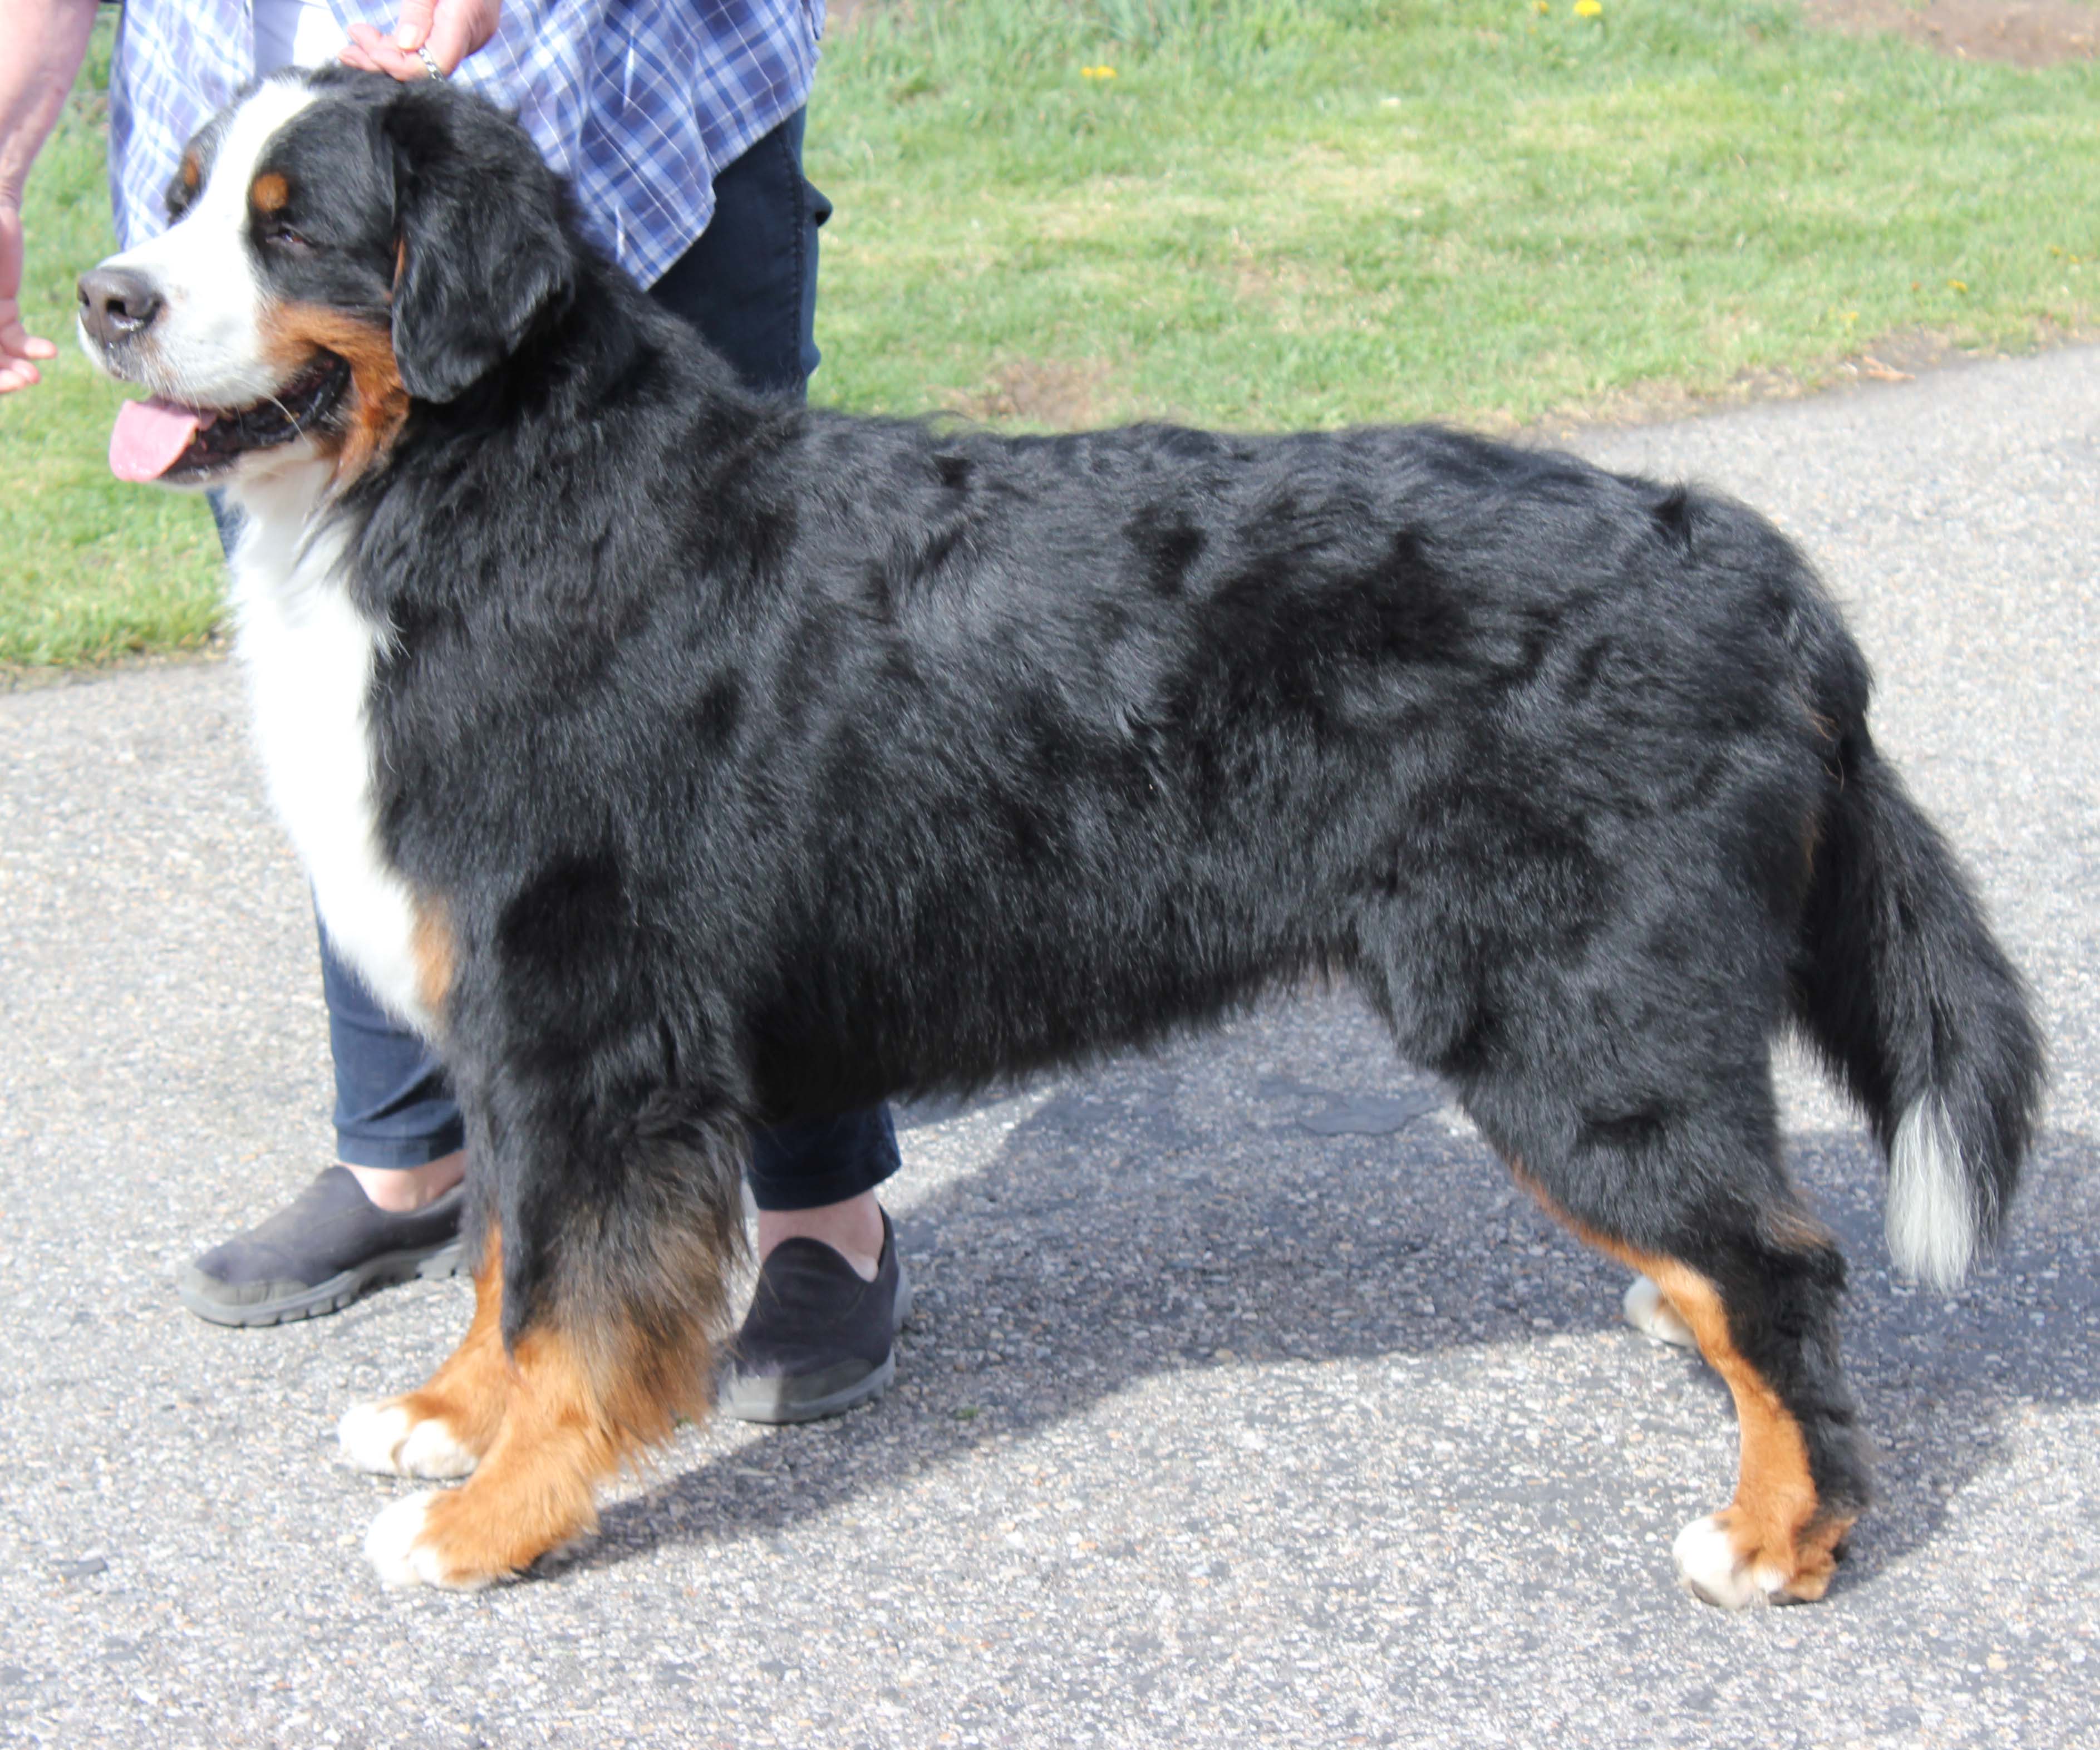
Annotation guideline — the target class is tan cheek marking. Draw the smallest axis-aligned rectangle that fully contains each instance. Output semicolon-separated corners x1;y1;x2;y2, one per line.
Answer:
251;171;290;213
1509;1163;1852;1600
411;897;456;1020
259;300;410;484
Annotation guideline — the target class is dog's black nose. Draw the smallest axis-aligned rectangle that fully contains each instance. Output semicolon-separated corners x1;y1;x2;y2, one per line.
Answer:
77;266;164;346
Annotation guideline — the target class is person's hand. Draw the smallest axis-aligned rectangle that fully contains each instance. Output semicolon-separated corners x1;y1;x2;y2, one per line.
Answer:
1;201;60;394
342;0;501;82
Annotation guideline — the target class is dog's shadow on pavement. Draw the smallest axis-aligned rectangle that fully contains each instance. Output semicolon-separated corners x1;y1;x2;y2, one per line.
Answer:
577;1025;2100;1601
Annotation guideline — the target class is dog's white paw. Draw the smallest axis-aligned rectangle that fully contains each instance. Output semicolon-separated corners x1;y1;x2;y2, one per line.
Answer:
1623;1275;1697;1349
338;1401;412;1473
338;1400;478;1478
1672;1513;1793;1610
365;1491;489;1593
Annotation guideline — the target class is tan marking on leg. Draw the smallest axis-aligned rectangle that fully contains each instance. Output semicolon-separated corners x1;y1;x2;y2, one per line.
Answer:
410;897;456;1023
387;1225;733;1586
340;1223;508;1477
259;302;410;484
1624;1257;1850;1601
1511;1163;1852;1601
405;1325;614;1584
393;1223;508;1459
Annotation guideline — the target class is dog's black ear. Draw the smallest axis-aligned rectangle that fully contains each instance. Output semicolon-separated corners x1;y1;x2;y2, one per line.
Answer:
382;83;576;402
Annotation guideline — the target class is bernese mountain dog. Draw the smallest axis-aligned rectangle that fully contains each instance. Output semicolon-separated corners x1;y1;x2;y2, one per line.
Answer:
76;67;2043;1605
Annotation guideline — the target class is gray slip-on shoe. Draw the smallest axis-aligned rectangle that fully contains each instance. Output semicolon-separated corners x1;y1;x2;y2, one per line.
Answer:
178;1166;465;1328
720;1209;912;1424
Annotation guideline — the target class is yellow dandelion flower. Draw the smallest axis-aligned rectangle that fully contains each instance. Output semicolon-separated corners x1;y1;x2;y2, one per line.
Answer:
1534;2;1549;12
1574;0;1603;16
1081;65;1117;80
1947;278;1968;293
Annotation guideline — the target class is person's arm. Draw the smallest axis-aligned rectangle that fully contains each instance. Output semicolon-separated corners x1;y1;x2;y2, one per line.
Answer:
341;0;503;82
0;0;99;394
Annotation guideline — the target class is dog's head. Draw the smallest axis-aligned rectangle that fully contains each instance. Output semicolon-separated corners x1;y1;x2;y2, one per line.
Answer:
78;68;575;490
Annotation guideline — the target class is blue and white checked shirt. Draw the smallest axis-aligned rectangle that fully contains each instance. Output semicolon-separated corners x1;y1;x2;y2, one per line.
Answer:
108;0;824;287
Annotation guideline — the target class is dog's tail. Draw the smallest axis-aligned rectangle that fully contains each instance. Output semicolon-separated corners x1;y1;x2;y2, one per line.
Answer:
1791;720;2044;1289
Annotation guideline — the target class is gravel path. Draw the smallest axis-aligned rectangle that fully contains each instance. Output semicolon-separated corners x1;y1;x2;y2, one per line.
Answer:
2;348;2096;1748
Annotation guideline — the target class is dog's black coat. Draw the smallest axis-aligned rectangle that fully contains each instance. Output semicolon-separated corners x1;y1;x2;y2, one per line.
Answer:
277;76;2038;1542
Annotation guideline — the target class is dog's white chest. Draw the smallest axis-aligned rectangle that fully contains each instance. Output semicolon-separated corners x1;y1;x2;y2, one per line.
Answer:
228;478;434;1036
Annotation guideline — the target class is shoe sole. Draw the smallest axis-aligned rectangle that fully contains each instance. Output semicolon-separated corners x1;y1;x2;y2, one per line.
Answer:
719;1266;914;1426
177;1238;466;1329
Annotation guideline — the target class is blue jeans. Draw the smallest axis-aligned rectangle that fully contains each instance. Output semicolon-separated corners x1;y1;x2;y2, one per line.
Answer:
231;111;899;1210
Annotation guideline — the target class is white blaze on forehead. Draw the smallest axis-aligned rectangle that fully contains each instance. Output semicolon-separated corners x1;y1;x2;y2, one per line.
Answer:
93;75;323;407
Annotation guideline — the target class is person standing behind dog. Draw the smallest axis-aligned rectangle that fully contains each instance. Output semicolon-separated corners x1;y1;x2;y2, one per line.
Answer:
0;0;910;1424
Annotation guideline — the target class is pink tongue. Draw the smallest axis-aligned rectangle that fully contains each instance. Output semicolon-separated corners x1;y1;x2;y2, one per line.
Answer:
110;397;204;483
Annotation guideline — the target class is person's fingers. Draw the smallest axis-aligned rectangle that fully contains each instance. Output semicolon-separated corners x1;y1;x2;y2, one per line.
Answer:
0;213;56;393
0;313;57;393
342;20;427;81
392;0;436;51
341;22;405;72
343;1;499;78
421;13;471;71
421;11;474;72
423;0;501;69
337;31;386;72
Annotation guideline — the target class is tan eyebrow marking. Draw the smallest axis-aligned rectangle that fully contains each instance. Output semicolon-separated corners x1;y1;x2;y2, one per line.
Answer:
180;152;202;193
251;171;291;213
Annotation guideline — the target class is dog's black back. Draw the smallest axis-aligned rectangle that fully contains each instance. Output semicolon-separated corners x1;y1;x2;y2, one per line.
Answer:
356;214;1850;1132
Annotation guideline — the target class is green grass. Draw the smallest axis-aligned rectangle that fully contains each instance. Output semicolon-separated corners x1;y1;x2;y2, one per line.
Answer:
808;0;2099;425
2;22;224;672
4;1;2096;670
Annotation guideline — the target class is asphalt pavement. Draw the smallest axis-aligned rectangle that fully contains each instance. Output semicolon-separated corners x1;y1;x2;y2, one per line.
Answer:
2;346;2096;1748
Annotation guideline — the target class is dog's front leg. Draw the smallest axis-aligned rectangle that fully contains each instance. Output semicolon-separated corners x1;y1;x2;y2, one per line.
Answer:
339;1222;511;1481
360;1255;614;1591
356;1080;750;1591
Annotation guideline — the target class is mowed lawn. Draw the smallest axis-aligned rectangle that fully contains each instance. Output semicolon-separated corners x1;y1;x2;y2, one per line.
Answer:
3;0;2095;670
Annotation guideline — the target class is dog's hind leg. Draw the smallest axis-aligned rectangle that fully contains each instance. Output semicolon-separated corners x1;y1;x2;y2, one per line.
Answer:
1595;1214;1867;1609
338;1225;510;1480
1474;1068;1873;1608
361;1085;748;1591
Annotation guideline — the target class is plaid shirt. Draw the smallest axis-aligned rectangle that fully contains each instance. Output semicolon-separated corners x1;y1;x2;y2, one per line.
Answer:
107;0;823;287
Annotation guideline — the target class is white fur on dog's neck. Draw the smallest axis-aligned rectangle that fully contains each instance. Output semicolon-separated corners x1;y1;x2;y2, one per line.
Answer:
228;467;433;1038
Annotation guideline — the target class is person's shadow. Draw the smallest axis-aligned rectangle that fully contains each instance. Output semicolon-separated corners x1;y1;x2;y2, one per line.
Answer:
576;989;2097;1600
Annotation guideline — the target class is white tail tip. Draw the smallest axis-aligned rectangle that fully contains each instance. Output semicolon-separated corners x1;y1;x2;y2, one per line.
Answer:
1887;1095;1976;1290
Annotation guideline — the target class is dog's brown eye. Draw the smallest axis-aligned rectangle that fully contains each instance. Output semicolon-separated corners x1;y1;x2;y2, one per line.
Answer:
260;223;312;253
